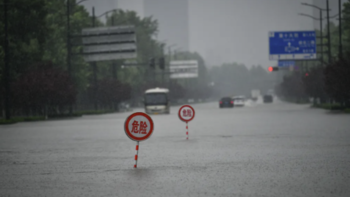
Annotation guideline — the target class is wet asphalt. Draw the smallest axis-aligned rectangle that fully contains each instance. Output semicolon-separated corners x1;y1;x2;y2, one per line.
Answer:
1;99;350;197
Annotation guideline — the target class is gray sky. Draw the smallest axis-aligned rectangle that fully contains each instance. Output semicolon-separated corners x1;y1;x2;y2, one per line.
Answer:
188;0;315;68
82;0;345;68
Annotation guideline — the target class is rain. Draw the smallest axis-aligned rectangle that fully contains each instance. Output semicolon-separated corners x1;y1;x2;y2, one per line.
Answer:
1;0;350;196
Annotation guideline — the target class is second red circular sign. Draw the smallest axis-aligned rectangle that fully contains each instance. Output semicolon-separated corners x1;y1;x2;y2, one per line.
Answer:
178;105;195;123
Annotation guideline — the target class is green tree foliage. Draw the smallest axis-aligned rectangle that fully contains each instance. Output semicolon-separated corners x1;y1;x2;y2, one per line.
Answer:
0;0;48;75
43;0;95;91
276;1;350;104
1;1;164;114
1;1;216;116
324;55;350;106
276;72;308;102
87;78;131;109
343;0;350;51
302;66;327;103
103;10;162;95
11;62;76;116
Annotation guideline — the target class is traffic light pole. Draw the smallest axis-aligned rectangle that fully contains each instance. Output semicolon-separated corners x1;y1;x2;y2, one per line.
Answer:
3;0;11;120
67;0;73;115
111;14;118;80
92;7;98;111
326;0;332;63
319;10;324;65
339;0;343;59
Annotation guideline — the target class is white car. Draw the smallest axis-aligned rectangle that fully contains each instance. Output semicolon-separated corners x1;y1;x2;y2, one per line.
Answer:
232;96;245;107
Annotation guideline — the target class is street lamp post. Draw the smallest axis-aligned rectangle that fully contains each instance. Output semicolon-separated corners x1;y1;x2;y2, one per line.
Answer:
160;42;166;85
339;0;343;58
299;13;325;65
91;7;98;110
67;0;72;76
174;47;183;60
110;10;117;80
3;0;11;120
326;0;332;62
67;0;88;114
168;44;176;61
166;44;176;88
66;0;73;114
90;7;118;110
301;2;331;63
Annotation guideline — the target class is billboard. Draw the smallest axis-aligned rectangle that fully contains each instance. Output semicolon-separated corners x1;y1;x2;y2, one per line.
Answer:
81;25;137;62
169;60;198;78
269;31;317;60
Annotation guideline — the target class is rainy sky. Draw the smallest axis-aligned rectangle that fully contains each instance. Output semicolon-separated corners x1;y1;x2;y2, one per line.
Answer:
82;0;344;68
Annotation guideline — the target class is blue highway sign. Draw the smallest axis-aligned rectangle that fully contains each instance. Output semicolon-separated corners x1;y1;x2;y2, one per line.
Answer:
269;31;317;60
278;60;295;67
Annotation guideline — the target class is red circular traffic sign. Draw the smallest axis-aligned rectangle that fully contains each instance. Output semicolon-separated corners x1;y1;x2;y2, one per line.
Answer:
124;112;154;141
178;105;195;123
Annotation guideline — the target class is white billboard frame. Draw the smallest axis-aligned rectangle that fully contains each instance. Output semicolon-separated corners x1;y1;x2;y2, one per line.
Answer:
169;60;199;79
81;25;137;62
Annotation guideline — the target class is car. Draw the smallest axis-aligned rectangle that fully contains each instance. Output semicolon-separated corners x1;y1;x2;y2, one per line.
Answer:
263;94;273;103
219;97;234;108
232;95;245;107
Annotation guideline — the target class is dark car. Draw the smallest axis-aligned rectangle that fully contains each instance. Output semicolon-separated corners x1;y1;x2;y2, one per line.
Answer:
263;94;273;103
219;97;234;108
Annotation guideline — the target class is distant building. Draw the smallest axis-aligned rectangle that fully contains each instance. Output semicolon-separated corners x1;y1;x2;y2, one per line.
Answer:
144;0;190;51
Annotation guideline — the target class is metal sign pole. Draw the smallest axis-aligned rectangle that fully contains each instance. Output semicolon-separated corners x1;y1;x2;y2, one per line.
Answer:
3;0;11;120
134;141;139;168
326;0;332;63
124;112;154;169
91;7;98;111
186;122;189;140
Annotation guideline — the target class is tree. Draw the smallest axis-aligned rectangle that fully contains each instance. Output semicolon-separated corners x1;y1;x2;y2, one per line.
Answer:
106;10;158;64
324;55;350;106
103;10;162;100
302;66;327;104
87;78;131;109
343;0;350;53
11;62;76;116
43;0;95;90
0;0;49;75
276;72;308;102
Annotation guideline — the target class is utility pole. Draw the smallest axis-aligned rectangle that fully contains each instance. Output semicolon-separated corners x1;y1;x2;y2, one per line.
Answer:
300;3;329;65
320;10;324;64
67;0;73;115
326;0;332;63
339;0;343;58
168;47;172;89
111;13;117;80
152;41;156;84
92;7;98;111
168;47;171;61
3;0;11;120
67;0;72;76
